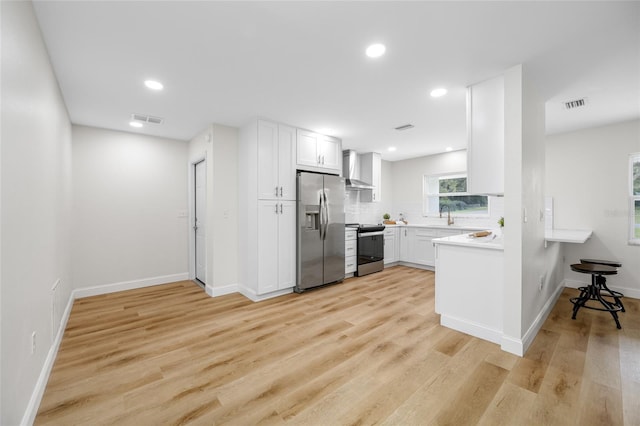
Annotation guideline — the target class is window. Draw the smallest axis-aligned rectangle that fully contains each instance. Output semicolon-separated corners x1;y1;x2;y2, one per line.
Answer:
630;153;640;245
423;173;489;217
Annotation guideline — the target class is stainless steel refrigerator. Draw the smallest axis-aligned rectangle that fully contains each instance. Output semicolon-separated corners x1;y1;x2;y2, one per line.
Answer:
295;171;345;292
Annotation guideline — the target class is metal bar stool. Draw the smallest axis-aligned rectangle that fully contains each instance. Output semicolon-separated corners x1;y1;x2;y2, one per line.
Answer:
580;258;624;312
570;263;622;329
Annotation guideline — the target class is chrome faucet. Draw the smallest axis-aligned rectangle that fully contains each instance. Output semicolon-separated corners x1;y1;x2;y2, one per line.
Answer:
439;205;454;226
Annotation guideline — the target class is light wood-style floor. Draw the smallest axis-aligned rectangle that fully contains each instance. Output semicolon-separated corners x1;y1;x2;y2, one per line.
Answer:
36;266;640;425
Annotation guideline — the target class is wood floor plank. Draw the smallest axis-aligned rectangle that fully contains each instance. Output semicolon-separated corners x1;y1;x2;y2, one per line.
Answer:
35;267;640;425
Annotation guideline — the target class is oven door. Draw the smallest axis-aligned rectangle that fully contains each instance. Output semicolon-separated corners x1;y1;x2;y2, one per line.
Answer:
357;231;384;265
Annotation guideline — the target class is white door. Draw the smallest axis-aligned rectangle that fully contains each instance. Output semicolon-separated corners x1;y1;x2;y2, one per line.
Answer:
257;120;279;200
194;160;206;284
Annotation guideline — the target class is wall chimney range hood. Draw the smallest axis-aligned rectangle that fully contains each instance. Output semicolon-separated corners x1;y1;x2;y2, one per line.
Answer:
342;150;374;190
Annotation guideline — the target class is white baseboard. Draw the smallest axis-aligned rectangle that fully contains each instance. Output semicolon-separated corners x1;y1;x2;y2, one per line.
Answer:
73;272;189;299
519;282;565;355
440;314;503;346
206;283;238;297
21;289;75;426
237;285;293;302
564;278;640;299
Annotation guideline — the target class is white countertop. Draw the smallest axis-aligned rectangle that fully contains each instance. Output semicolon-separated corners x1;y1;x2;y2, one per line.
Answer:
432;231;504;251
382;223;485;231
544;229;592;243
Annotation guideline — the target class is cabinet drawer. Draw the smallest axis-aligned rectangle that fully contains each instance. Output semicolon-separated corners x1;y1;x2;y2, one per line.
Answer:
345;256;357;273
345;239;357;257
437;229;463;238
345;230;357;241
415;229;438;238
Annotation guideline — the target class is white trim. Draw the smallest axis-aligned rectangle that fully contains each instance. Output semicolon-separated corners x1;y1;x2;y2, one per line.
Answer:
500;335;523;356
564;278;640;300
21;291;74;426
206;284;239;298
74;273;189;299
518;282;565;356
238;285;294;302
440;314;503;346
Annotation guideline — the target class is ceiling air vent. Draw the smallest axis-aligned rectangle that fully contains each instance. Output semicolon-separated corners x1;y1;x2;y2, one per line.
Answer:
394;124;414;131
564;97;588;110
131;113;164;125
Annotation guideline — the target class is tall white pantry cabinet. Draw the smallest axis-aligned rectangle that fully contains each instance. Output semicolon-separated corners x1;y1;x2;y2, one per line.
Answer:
239;120;296;299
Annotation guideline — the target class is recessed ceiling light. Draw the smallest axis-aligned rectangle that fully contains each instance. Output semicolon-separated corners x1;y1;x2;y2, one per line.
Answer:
144;80;164;90
129;121;143;128
430;88;447;98
366;44;386;58
445;147;453;152
388;147;397;152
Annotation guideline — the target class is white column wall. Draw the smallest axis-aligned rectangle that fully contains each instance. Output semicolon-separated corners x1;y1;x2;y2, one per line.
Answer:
188;124;238;296
1;2;73;424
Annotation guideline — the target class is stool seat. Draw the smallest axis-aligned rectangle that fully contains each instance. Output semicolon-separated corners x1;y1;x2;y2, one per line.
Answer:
580;258;622;268
570;263;617;275
569;263;623;329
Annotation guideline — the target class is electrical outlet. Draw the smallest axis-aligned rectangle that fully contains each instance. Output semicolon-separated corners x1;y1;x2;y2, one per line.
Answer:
31;331;36;355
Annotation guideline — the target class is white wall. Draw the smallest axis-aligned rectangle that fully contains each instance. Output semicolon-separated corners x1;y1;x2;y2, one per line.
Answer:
188;124;238;296
345;159;394;224
72;126;189;291
503;64;564;355
546;119;640;298
1;2;73;424
388;150;504;228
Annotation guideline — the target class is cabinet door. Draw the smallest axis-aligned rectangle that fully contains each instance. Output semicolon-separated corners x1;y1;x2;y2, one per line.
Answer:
414;235;434;265
277;201;296;290
319;135;342;172
360;152;381;202
257;121;279;200
467;75;504;194
278;125;296;200
384;231;396;264
257;200;279;294
399;227;410;262
296;129;319;168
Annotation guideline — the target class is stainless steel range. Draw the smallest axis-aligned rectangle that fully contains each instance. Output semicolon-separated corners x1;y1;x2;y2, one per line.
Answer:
355;224;385;276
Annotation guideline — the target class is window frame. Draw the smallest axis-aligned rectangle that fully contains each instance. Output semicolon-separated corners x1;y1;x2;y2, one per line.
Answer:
629;152;640;245
422;172;490;218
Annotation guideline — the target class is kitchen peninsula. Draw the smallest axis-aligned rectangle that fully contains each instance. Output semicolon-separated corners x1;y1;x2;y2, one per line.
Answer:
432;232;506;350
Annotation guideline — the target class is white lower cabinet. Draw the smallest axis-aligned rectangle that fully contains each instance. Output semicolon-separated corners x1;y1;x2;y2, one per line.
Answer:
384;227;399;264
257;200;295;294
345;229;357;274
399;227;466;267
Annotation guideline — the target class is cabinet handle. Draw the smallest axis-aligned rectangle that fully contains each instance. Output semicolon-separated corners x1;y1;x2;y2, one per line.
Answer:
280;203;283;214
322;155;325;165
275;186;279;197
318;155;321;164
275;204;278;214
280;186;283;197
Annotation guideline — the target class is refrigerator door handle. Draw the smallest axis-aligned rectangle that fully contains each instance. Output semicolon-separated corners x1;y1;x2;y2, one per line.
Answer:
322;192;328;240
319;193;324;240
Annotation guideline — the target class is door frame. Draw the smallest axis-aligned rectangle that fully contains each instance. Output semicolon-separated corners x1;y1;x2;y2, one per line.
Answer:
188;156;207;286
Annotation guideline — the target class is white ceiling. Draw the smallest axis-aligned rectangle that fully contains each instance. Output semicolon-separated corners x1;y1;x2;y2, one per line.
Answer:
33;1;640;161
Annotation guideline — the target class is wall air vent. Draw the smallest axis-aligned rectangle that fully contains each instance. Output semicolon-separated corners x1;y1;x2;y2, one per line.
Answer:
563;98;588;110
394;124;414;131
131;113;164;125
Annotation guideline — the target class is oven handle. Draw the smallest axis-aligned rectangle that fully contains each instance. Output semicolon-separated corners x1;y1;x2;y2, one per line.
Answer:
358;231;384;237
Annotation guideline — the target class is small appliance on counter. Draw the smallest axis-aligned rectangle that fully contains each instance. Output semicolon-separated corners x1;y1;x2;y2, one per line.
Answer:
355;224;385;276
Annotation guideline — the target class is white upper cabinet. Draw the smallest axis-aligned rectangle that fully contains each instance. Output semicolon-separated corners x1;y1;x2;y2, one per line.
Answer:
359;152;381;202
257;121;295;200
296;129;342;174
467;74;504;195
